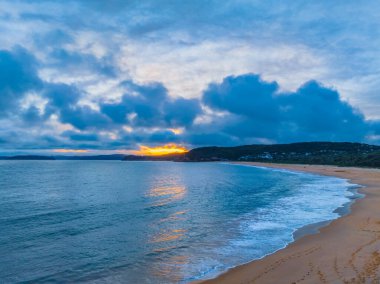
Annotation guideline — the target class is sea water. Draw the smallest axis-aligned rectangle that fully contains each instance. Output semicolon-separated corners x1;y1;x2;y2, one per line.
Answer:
0;161;358;283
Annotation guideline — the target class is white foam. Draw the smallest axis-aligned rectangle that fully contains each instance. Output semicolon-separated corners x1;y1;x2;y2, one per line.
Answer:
249;221;287;231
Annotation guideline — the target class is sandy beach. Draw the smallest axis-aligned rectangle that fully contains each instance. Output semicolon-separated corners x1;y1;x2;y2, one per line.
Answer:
199;162;380;284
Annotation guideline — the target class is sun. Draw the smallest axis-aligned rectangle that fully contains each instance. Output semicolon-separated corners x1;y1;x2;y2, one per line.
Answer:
132;143;189;156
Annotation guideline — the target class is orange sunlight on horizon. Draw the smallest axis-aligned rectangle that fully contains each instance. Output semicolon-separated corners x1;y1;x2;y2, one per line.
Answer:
132;143;188;156
53;149;89;153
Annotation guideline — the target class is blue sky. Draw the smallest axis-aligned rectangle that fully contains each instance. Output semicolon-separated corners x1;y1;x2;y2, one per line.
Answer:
0;0;380;154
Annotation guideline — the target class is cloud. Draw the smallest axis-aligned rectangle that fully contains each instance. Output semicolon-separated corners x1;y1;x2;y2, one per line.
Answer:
0;47;377;151
49;48;116;77
33;29;74;47
21;106;45;125
44;83;81;109
100;80;202;128
42;83;111;130
59;106;111;131
203;74;280;122
184;131;239;147
278;81;367;141
62;130;99;142
0;47;42;116
163;98;201;127
201;74;370;144
0;45;378;151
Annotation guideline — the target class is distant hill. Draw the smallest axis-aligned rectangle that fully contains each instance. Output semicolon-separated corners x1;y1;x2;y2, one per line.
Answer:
54;154;126;160
2;155;55;160
0;155;125;160
181;142;380;167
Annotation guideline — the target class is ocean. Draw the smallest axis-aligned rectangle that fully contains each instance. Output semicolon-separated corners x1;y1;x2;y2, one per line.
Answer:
0;161;358;283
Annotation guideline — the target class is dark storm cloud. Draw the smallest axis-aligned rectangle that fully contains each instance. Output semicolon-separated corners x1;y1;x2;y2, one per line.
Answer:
62;130;99;142
148;130;179;143
202;74;369;144
203;74;280;122
184;132;239;147
278;81;367;141
117;129;181;145
44;83;81;108
43;83;111;130
21;106;45;125
59;106;111;131
100;81;202;128
0;47;42;116
164;97;202;127
367;121;380;139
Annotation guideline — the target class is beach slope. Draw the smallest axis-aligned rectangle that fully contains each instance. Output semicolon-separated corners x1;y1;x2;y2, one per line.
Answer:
199;163;380;284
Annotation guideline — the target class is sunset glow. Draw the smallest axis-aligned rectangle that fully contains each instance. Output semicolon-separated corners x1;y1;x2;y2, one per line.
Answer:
133;144;188;156
168;128;184;135
53;149;89;153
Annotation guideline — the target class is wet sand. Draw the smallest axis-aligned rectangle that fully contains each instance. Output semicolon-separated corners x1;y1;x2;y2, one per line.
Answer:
198;163;380;284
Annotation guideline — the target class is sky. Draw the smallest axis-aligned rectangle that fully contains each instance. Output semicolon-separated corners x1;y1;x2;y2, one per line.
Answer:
0;0;380;155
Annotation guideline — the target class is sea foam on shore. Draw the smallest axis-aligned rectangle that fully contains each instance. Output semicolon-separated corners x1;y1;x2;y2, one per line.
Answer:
190;164;360;282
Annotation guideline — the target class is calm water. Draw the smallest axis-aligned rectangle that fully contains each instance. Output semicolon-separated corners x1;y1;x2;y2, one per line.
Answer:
0;161;356;283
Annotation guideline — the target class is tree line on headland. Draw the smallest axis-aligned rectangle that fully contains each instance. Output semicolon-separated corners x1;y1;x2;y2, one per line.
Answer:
178;142;380;167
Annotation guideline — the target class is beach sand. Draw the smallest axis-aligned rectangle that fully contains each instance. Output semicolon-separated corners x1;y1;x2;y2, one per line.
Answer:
198;163;380;284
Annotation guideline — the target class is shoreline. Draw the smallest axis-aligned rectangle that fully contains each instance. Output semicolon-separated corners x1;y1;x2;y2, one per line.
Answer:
196;162;380;284
293;186;363;241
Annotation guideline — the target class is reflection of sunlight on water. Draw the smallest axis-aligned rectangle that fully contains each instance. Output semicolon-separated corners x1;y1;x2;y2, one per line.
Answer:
149;224;188;281
148;232;190;282
146;186;186;207
159;210;187;223
153;246;177;253
146;185;189;281
150;228;186;243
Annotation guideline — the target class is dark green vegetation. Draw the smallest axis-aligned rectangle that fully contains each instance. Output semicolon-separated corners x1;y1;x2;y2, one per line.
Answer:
182;142;380;167
1;143;380;167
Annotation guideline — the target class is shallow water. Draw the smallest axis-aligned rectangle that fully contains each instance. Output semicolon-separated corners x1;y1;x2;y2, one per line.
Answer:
0;161;356;283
